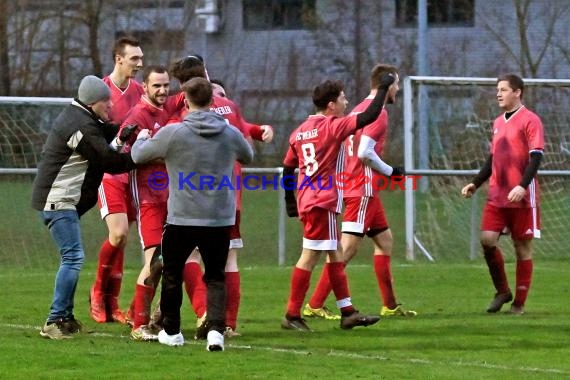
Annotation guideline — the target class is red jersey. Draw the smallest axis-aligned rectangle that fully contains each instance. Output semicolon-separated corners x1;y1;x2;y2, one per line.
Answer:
343;96;388;198
102;76;144;183
283;114;358;214
121;97;172;205
488;106;544;208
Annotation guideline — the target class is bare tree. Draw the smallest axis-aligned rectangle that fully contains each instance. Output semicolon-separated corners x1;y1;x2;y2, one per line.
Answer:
478;0;570;77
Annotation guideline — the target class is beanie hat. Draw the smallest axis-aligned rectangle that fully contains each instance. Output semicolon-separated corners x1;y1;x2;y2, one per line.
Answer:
78;75;111;105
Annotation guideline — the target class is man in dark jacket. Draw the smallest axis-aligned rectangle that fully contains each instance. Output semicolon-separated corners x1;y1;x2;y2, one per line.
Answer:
32;75;136;340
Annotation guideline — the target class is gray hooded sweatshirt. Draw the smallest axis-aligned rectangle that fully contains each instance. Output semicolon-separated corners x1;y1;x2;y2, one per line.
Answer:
131;110;254;226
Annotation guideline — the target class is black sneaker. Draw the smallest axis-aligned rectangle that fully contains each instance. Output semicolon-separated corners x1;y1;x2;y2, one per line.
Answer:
486;292;513;313
63;317;83;334
340;312;380;330
281;316;312;332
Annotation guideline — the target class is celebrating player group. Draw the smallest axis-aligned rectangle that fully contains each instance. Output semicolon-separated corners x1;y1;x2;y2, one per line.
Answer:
33;34;543;350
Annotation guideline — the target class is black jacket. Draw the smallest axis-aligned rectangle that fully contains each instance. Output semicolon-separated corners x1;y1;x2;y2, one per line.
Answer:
31;100;135;217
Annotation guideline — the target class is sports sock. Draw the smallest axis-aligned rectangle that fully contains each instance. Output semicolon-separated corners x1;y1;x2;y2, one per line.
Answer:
328;262;355;315
513;259;533;307
132;284;155;329
93;239;116;300
107;246;124;312
483;246;510;294
374;254;397;309
286;267;311;318
307;263;332;309
225;271;241;330
183;262;207;318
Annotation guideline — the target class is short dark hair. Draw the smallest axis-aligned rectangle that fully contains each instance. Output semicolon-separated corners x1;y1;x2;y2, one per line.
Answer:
182;77;213;108
312;80;344;111
170;56;206;83
370;64;398;89
112;36;140;61
210;78;226;89
497;73;524;98
142;65;168;83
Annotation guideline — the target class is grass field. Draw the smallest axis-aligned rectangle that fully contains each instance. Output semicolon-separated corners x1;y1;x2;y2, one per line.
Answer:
2;178;570;378
2;261;570;379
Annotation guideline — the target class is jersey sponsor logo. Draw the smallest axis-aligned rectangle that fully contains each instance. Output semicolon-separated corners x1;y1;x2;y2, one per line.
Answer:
525;228;533;235
211;105;233;115
296;128;318;141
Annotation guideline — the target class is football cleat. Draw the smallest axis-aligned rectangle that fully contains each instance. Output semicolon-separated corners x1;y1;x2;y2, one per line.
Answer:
130;325;159;341
340;311;380;330
509;304;524;315
380;305;417;317
486;292;513;313
194;313;211;340
89;286;107;323
223;326;242;338
281;316;312;332
303;303;340;320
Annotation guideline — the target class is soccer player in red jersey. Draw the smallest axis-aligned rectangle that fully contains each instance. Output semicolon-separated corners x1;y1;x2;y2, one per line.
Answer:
303;64;417;320
168;56;273;338
117;65;172;340
281;73;394;331
462;73;544;315
91;36;144;324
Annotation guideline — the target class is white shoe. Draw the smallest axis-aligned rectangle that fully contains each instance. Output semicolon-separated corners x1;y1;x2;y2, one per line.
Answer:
206;330;224;351
158;330;184;346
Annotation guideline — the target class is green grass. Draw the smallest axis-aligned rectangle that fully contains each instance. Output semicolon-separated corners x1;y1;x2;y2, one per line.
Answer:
2;261;570;379
2;178;570;378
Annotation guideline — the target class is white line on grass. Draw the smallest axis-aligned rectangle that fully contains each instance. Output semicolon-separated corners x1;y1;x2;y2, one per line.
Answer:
6;323;567;375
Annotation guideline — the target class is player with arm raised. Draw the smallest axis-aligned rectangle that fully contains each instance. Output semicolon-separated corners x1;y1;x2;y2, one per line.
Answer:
303;64;417;321
90;36;144;325
461;73;544;315
281;73;394;332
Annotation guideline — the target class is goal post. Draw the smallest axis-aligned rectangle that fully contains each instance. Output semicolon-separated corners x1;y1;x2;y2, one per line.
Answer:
403;76;570;261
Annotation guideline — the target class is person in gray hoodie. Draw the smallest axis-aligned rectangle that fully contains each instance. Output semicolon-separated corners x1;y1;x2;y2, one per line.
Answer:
130;77;253;351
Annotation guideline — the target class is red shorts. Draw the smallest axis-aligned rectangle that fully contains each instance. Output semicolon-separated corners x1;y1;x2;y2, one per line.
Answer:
97;176;136;221
136;202;167;250
299;207;338;251
481;203;541;240
229;210;242;249
341;196;388;235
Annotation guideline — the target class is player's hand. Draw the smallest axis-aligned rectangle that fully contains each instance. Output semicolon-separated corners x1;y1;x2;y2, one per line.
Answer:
461;183;477;198
261;125;274;143
390;166;406;178
136;129;151;140
118;124;139;145
378;73;395;90
285;198;298;218
507;185;526;203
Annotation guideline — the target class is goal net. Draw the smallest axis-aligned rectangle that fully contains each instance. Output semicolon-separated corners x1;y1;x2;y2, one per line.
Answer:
403;77;570;261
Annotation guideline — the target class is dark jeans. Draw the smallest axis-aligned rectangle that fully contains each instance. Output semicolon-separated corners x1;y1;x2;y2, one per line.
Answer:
160;224;230;335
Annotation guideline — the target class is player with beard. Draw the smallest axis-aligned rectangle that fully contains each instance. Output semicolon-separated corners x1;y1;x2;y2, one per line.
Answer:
116;65;172;341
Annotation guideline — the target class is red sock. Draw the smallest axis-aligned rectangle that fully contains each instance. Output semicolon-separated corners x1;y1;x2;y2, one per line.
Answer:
328;262;355;315
286;267;312;318
484;247;510;294
225;271;241;330
106;247;124;311
183;262;207;317
93;239;116;299
374;255;397;309
514;259;533;307
308;263;332;309
133;284;155;329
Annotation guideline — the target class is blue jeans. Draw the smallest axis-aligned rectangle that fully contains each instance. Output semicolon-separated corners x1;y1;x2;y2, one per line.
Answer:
40;210;85;322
